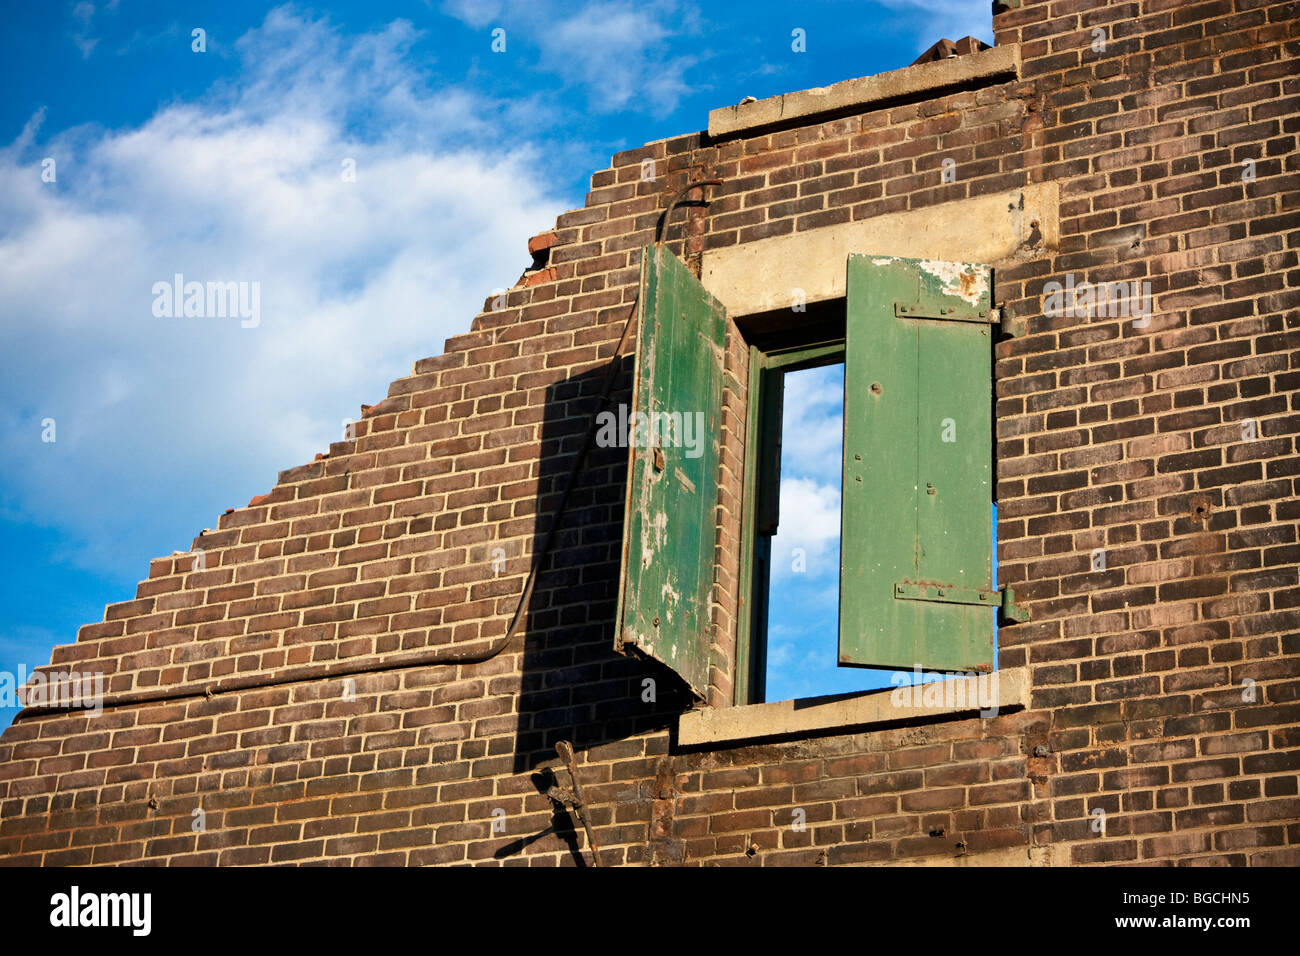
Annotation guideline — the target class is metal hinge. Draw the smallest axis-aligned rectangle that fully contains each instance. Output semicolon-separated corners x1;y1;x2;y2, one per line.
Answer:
893;581;1031;624
999;586;1030;624
894;301;992;324
894;582;999;606
990;303;1030;337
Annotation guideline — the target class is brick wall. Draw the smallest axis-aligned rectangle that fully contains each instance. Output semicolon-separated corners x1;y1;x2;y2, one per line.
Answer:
1;0;1296;866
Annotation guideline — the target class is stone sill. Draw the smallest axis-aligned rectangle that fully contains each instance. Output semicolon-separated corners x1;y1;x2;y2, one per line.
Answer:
707;44;1021;138
858;845;1054;867
677;667;1028;746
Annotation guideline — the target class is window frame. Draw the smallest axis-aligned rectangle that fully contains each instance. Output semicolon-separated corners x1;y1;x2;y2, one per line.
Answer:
735;335;846;706
614;247;1024;711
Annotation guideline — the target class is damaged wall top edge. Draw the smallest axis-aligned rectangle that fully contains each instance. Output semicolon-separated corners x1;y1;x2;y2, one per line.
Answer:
707;44;1021;139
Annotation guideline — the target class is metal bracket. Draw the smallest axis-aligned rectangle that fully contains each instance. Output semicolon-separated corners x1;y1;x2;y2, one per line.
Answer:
555;740;602;867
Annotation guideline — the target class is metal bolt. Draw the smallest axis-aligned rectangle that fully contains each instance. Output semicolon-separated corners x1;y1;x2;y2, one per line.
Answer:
1033;745;1050;758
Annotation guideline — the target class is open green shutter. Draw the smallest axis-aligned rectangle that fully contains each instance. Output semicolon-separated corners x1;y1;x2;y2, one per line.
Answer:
614;245;726;698
839;254;997;673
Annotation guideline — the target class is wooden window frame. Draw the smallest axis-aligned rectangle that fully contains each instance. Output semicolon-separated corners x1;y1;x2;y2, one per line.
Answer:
735;335;845;705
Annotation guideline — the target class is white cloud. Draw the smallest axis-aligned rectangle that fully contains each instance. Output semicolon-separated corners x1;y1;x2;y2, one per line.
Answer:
540;2;695;114
0;8;565;573
770;477;841;582
877;0;995;51
761;362;845;582
69;0;117;59
441;0;699;115
779;362;843;486
439;0;504;30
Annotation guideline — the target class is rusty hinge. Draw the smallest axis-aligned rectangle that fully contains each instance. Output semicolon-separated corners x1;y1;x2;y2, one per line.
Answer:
998;586;1030;625
990;304;1030;337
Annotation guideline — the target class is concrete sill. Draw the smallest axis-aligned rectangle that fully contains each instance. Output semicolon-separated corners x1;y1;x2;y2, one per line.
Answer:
707;44;1021;139
678;667;1028;747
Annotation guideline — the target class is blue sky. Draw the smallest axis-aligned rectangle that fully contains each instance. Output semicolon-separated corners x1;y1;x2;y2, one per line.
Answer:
0;0;994;727
764;363;859;702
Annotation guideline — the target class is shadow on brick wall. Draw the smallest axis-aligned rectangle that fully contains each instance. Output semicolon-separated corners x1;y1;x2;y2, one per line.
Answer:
510;358;693;777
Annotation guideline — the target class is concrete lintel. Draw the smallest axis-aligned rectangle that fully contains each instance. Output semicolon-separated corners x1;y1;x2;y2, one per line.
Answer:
708;45;1021;138
699;183;1059;318
677;667;1029;746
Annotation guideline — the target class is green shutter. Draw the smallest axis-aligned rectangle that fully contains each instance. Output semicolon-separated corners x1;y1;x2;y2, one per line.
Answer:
839;254;996;673
614;245;726;698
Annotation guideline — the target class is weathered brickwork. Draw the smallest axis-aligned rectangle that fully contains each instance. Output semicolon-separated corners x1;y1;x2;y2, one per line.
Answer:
1;0;1296;866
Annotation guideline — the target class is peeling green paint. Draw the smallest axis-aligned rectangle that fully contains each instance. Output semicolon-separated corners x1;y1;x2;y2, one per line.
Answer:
839;254;996;673
614;246;726;698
